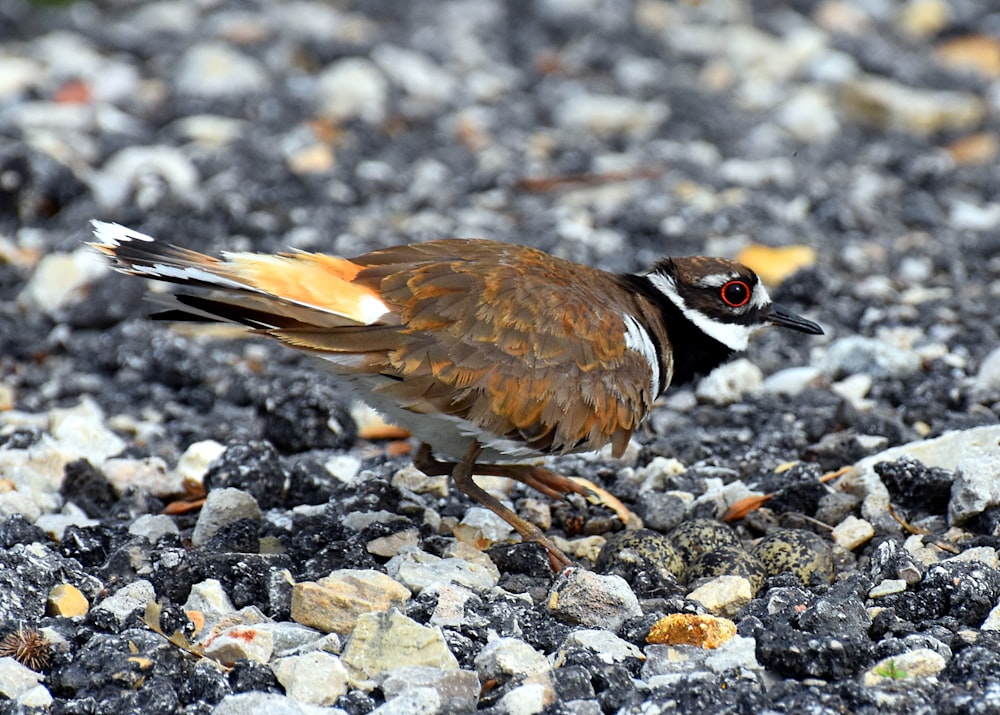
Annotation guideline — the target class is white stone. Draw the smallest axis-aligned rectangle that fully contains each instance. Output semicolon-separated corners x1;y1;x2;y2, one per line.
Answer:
842;425;1000;534
868;579;908;598
102;457;176;497
176;42;270;97
705;635;761;673
190;488;261;547
184;578;237;632
559;629;643;664
0;657;44;699
48;399;126;464
975;346;1000;392
272;651;349;705
832;515;875;550
777;86;839;142
18;248;107;315
385;547;499;594
457;507;513;543
204;625;275;665
761;366;823;396
495;681;555;715
951;452;1000;524
174;440;226;484
633;456;687;492
18;683;54;708
95;145;200;208
546;569;641;631
945;546;999;569
94;579;156;627
371;45;457;110
128;514;180;543
687;576;754;618
475;637;550;681
695;359;764;405
861;648;947;686
818;336;921;379
554;93;669;137
317;57;388;124
324;455;362;484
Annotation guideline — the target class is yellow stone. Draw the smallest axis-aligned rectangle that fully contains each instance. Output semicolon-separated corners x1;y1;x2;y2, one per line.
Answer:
945;132;999;166
647;613;737;648
47;583;89;617
291;569;410;635
897;0;949;38
735;244;817;287
936;35;1000;78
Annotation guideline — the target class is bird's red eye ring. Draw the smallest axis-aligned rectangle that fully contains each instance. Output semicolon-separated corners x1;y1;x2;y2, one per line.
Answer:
720;280;751;308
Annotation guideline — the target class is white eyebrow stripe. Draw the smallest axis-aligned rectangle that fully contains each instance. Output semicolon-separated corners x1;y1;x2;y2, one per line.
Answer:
623;314;661;397
647;271;756;351
697;272;739;288
749;278;770;309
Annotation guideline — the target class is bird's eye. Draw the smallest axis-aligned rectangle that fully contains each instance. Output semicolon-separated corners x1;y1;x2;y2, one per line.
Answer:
720;280;751;308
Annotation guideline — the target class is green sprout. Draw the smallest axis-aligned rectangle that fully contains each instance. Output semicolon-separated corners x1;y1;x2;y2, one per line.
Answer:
875;659;907;680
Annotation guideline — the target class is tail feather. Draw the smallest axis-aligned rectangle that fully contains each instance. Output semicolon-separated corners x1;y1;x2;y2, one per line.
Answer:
89;220;393;328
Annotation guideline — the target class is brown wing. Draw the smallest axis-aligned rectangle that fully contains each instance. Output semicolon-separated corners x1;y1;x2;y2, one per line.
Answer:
343;239;657;456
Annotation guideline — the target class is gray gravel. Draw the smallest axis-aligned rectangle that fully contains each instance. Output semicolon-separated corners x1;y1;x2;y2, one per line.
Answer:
3;1;1000;713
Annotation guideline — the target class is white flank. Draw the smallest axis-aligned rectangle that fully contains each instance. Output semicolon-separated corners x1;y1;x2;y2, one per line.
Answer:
648;272;755;351
623;314;661;396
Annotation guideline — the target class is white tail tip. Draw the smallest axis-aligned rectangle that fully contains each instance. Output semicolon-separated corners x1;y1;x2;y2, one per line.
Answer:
90;220;156;246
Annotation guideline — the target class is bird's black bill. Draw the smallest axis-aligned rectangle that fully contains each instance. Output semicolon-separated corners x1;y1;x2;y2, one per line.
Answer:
767;305;823;335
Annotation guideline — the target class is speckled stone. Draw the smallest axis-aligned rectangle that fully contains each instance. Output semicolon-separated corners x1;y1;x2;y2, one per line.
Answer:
668;519;742;569
752;529;835;586
685;545;767;595
594;529;684;599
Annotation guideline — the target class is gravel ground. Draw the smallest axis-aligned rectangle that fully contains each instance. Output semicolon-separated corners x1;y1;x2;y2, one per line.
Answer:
3;0;1000;713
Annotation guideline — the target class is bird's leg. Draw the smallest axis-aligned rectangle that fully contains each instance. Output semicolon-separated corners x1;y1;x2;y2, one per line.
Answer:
413;444;595;501
414;442;572;571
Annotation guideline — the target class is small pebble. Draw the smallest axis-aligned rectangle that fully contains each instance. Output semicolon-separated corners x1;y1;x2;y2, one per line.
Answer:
861;648;947;686
290;569;410;635
46;583;89;617
93;579;156;628
695;358;763;405
869;579;908;598
316;57;389;124
340;609;459;679
685;546;767;595
495;681;556;715
271;652;349;706
668;519;742;567
831;515;876;551
191;488;261;548
547;568;642;632
752;529;835;586
474;636;550;682
128;514;180;543
646;613;737;649
385;547;499;594
559;629;644;664
175;42;270;97
203;624;275;664
380;665;480;713
686;576;754;618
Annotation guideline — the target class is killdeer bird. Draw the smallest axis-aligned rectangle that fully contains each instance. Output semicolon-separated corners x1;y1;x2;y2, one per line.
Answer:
90;221;822;568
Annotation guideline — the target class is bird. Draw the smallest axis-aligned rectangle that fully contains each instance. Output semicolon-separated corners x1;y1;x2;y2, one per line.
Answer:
90;220;823;569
